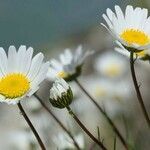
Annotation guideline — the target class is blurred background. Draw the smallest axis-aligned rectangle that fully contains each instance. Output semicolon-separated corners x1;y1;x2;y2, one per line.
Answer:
0;0;150;149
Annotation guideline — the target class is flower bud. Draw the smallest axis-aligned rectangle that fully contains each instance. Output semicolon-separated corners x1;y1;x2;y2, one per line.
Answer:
49;78;73;108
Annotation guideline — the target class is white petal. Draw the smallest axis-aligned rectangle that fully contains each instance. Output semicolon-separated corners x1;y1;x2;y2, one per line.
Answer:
115;5;124;21
106;8;116;22
50;59;63;71
0;96;25;105
79;50;94;65
59;53;71;65
114;5;125;32
140;8;148;30
27;86;39;97
144;16;150;33
7;45;17;73
46;67;58;81
27;52;44;81
30;61;49;88
125;5;134;26
56;78;69;90
0;47;8;75
101;23;115;38
115;47;130;57
138;44;150;50
22;47;34;74
16;45;27;72
102;14;113;29
64;49;73;60
61;49;73;64
0;95;6;103
74;45;83;63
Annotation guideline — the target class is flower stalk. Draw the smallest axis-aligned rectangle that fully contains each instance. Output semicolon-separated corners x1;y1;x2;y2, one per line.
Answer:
66;106;107;150
48;78;105;149
34;94;80;150
130;51;150;128
17;102;46;150
74;78;128;150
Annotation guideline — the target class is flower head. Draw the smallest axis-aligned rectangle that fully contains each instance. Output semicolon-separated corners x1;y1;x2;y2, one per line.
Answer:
81;76;132;117
94;51;127;78
49;78;73;108
47;45;94;81
0;45;49;104
5;130;35;150
102;5;150;51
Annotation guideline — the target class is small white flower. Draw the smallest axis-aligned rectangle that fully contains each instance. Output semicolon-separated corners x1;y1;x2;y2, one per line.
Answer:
94;51;127;78
50;78;73;108
102;5;150;51
115;47;150;61
53;133;84;149
0;45;49;105
3;130;36;150
81;76;132;116
47;45;94;81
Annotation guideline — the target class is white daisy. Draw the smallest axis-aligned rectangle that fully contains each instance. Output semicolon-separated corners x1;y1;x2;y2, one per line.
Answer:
4;130;36;150
102;5;150;51
81;76;132;117
47;45;94;81
49;78;73;108
115;47;150;61
53;133;84;149
0;45;49;105
94;51;127;78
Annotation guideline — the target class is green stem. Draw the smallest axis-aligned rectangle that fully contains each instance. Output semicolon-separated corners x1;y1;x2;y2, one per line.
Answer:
130;51;150;128
34;94;80;150
17;102;46;150
74;79;128;150
113;136;117;150
66;106;107;150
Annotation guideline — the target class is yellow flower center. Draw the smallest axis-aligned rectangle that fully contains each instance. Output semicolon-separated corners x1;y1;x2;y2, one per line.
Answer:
105;64;121;77
0;73;30;99
94;86;107;97
120;29;150;46
57;71;69;78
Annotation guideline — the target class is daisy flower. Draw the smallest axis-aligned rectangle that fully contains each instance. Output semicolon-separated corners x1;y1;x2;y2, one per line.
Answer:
94;51;127;78
115;47;150;61
0;45;49;105
4;130;36;150
102;5;150;51
82;76;132;117
47;45;94;81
